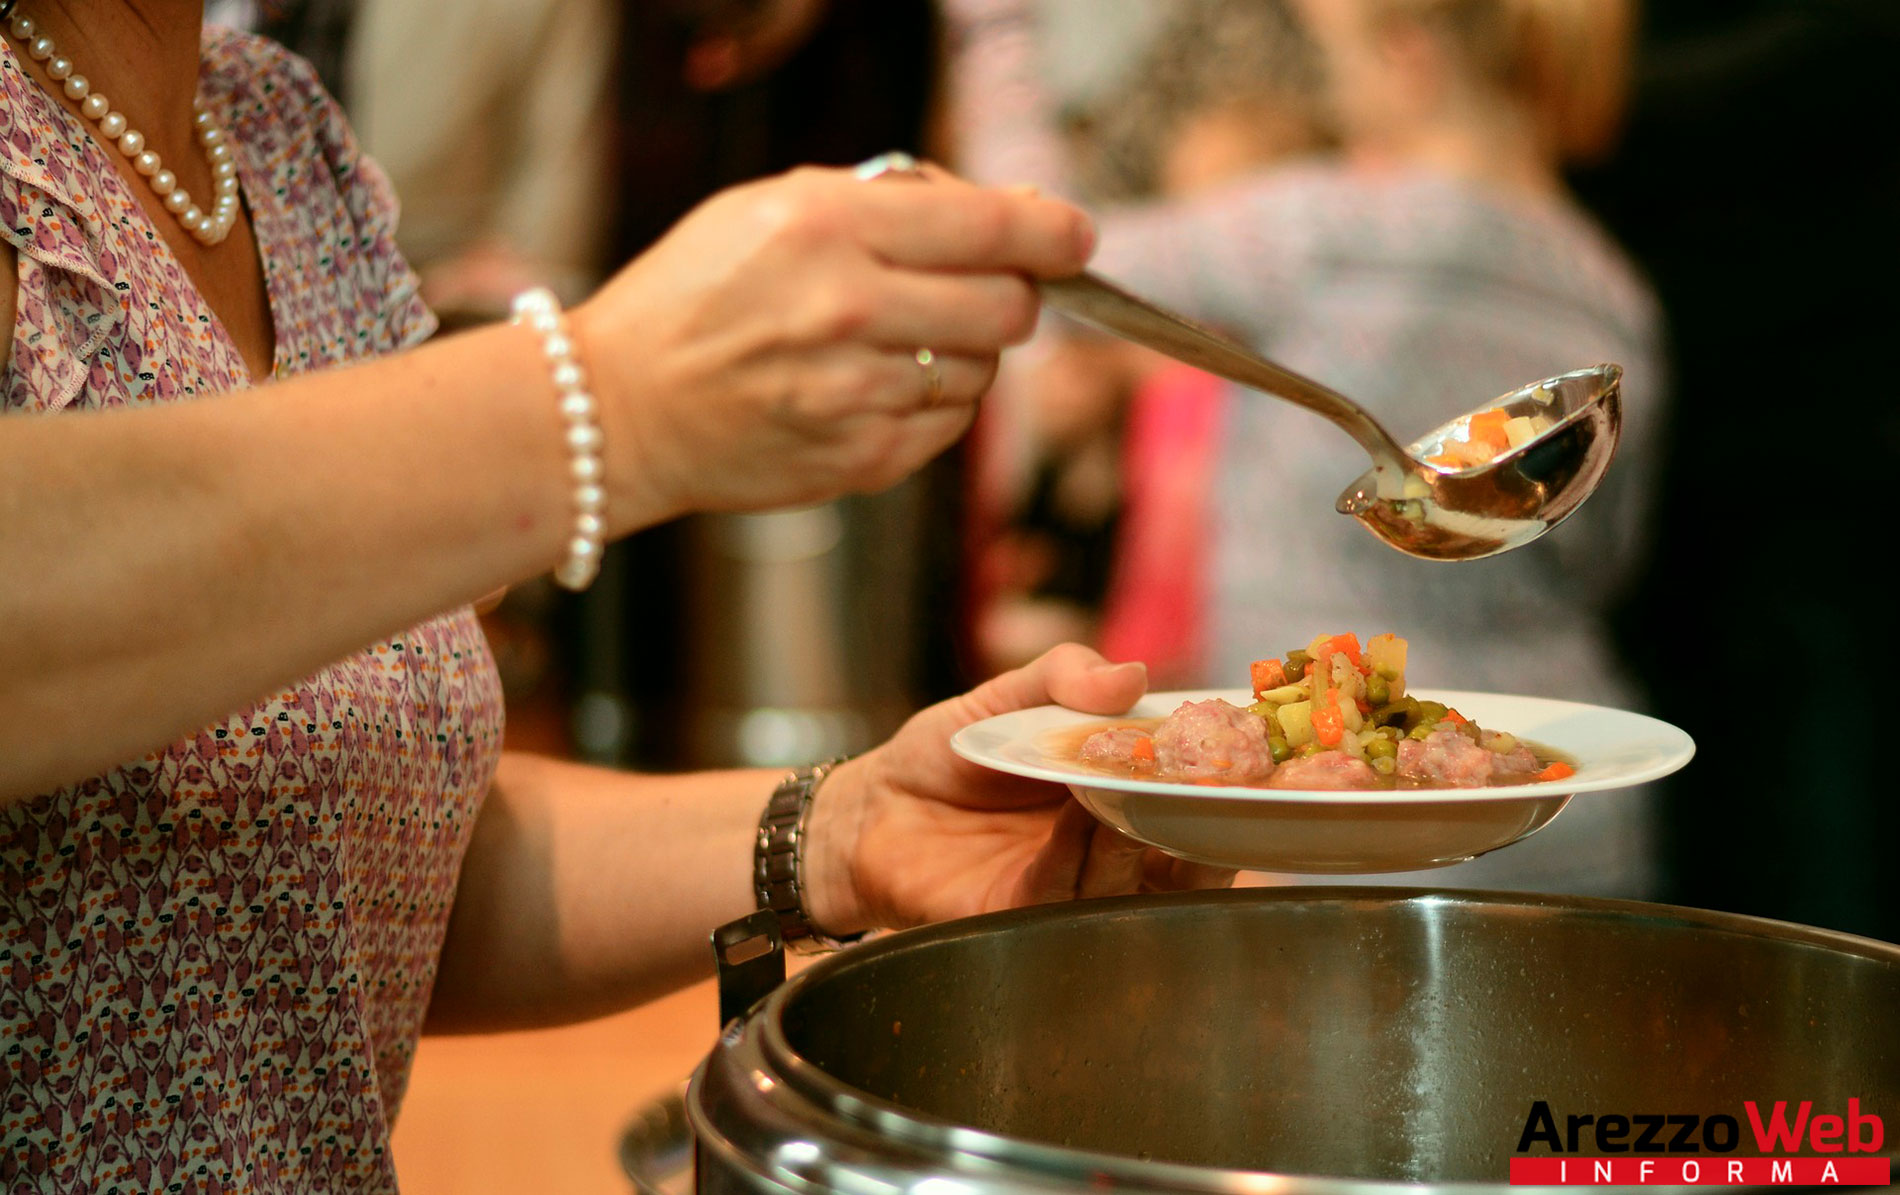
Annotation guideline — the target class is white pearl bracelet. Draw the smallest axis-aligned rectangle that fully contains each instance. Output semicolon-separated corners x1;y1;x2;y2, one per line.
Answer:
511;287;607;591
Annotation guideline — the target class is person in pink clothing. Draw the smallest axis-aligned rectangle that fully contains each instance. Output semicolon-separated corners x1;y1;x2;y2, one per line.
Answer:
0;6;1231;1192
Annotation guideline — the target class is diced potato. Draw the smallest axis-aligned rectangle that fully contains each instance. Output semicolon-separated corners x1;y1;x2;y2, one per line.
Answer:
1366;633;1408;695
1339;724;1367;760
1254;683;1306;705
1329;652;1358;697
1278;700;1314;748
1338;686;1363;734
1503;415;1538;449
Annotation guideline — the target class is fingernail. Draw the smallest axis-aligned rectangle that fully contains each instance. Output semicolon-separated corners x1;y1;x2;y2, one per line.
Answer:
1072;211;1098;263
1091;659;1146;681
1008;182;1041;197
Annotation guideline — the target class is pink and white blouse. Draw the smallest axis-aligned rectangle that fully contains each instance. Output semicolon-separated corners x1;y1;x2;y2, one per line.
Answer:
1;28;504;1194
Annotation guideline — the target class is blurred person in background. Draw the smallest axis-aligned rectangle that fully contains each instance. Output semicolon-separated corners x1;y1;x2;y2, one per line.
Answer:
950;0;1666;897
969;0;1334;686
0;6;1234;1191
246;0;618;320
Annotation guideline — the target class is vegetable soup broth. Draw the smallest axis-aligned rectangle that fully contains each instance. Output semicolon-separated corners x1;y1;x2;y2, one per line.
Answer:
1056;634;1578;791
1042;719;1570;791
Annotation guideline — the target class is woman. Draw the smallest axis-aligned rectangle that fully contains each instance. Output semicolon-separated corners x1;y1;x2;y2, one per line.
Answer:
0;7;1229;1191
949;0;1664;897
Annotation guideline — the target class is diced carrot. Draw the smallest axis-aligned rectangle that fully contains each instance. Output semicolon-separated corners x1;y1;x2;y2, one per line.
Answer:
1355;697;1373;716
1441;709;1468;726
1467;408;1512;455
1428;453;1464;469
1130;737;1155;763
1319;633;1363;670
1311;702;1345;748
1535;761;1576;783
1250;658;1286;695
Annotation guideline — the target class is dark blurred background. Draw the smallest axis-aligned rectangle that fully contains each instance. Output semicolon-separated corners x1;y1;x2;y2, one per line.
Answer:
1575;0;1900;941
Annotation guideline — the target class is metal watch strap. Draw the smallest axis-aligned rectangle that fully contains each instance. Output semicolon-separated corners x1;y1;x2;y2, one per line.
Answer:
753;759;864;952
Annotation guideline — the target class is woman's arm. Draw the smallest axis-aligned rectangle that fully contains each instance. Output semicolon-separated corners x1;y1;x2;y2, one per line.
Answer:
425;645;1229;1034
0;168;1094;804
423;753;771;1031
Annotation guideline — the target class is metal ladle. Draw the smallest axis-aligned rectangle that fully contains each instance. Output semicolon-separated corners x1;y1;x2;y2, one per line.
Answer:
1039;272;1622;562
853;152;1622;561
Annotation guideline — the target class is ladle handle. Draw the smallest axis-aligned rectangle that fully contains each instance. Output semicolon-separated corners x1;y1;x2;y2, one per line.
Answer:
1039;273;1409;466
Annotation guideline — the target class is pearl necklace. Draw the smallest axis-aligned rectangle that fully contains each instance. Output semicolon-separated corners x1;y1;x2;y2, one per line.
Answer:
4;12;241;246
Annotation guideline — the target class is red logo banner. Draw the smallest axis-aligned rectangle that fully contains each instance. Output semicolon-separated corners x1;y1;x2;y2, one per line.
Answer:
1509;1157;1891;1185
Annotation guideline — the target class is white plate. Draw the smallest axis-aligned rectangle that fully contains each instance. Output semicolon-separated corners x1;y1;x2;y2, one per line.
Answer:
950;688;1695;873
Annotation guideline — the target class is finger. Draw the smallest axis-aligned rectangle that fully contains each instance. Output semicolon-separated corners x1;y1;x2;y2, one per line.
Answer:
804;347;996;417
846;268;1041;354
1010;798;1098;904
954;642;1148;724
852;398;984;492
846;173;1096;277
1143;851;1239;893
1075;817;1152;899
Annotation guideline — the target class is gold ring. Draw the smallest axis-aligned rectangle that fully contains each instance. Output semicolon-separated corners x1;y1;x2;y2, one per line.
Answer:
915;348;943;406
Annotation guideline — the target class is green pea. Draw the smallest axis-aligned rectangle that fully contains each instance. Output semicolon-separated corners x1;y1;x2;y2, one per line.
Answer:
1269;736;1291;764
1366;673;1390;705
1365;736;1398;760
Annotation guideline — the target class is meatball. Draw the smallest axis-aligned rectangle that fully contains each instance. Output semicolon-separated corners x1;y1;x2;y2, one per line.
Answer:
1078;727;1155;773
1396;726;1493;788
1152;699;1276;784
1268;751;1380;791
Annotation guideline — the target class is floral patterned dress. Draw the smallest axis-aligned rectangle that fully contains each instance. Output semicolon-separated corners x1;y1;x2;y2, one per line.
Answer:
1;28;505;1195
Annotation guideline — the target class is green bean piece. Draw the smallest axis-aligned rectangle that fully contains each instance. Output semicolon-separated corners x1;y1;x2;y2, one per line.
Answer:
1374;696;1417;729
1408;721;1439;741
1269;736;1292;764
1415;700;1449;722
1284;649;1313;679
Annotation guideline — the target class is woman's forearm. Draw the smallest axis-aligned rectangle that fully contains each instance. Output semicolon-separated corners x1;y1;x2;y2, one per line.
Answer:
0;321;661;804
1;165;1097;805
423;752;774;1033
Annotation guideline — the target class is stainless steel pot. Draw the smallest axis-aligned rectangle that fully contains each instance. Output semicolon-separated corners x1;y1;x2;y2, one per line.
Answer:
686;889;1900;1193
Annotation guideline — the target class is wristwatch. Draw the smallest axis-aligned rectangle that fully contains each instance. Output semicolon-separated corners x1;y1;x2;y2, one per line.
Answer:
753;759;867;952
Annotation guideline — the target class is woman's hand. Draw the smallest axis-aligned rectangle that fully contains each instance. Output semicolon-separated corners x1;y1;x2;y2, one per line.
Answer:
571;166;1095;529
803;644;1236;935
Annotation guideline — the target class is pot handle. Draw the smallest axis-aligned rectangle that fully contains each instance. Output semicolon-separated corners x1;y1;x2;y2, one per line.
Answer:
712;910;786;1027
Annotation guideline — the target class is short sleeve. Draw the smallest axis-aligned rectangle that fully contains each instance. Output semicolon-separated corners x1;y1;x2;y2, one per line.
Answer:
205;30;438;365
